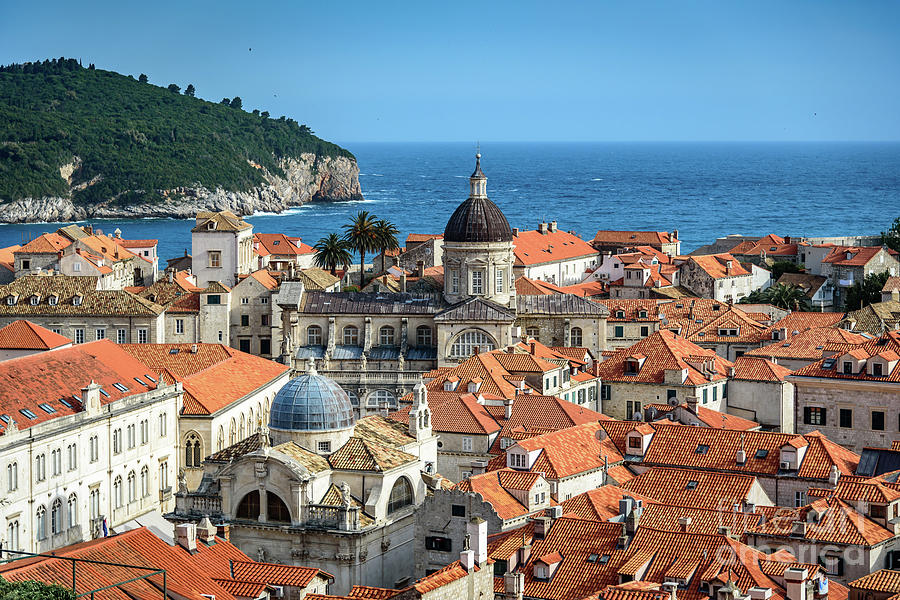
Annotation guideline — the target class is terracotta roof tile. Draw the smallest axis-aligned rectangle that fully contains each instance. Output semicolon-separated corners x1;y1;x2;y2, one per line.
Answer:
0;319;71;349
514;229;598;266
822;246;885;266
622;467;759;509
746;327;866;362
512;421;624;480
0;244;21;272
16;232;71;254
850;570;900;593
594;330;732;384
328;437;417;471
750;496;894;546
230;560;331;586
592;231;677;247
454;468;536;520
791;331;900;382
0;275;164;317
658;299;767;344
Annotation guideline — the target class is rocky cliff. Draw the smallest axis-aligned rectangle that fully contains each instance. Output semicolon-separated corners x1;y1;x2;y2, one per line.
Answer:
0;153;362;223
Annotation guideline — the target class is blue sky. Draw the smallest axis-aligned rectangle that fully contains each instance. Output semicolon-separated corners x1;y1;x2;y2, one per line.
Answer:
3;1;899;142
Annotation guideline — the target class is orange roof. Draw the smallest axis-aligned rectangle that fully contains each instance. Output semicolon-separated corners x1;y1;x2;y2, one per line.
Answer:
406;559;486;594
822;246;885;266
120;343;288;415
750;496;894;546
622;467;758;509
0;340;160;432
0;244;20;272
592;231;678;247
658;299;768;344
78;234;138;263
406;233;443;244
424;351;527;399
238;268;280;290
488;395;606;455
254;232;314;256
595;299;661;322
732;356;792;382
230;560;331;587
511;421;624;480
850;570;900;592
747;327;866;362
593;330;732;385
514;228;597;266
117;238;158;248
392;391;500;435
690;404;760;430
16;232;71;254
0;319;71;350
0;527;241;600
560;486;658;521
792;331;900;383
686;253;750;279
556;280;607;297
516;276;567;295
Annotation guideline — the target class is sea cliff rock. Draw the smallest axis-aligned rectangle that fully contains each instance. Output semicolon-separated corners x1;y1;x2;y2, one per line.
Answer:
0;153;362;223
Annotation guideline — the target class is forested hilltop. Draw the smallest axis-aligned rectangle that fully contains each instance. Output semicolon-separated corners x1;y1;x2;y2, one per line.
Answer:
0;58;361;222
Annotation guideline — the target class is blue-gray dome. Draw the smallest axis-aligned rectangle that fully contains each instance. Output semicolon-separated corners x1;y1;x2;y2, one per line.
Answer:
269;373;355;432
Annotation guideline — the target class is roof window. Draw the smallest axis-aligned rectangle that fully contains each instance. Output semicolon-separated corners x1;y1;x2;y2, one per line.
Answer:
48;295;58;305
112;383;129;392
169;348;180;354
134;377;148;387
755;449;769;459
695;444;710;454
598;555;611;564
587;554;599;563
19;409;37;420
686;480;699;490
144;375;156;383
0;415;9;423
822;358;836;369
59;398;73;408
98;388;110;398
73;295;83;306
38;403;56;414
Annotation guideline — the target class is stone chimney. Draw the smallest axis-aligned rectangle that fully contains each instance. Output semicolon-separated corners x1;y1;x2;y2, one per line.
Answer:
216;522;230;541
672;229;679;241
737;448;747;465
416;260;425;278
503;571;525;600
468;517;488;566
513;228;520;236
661;581;678;600
82;381;102;415
678;516;691;533
196;516;217;544
175;523;198;553
532;516;551;540
538;222;548;235
686;395;698;412
784;568;809;600
829;464;840;486
549;221;558;233
399;273;407;293
504;398;514;420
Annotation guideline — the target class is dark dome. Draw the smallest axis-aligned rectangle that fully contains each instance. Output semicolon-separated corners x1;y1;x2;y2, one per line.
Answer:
444;196;513;243
268;372;355;432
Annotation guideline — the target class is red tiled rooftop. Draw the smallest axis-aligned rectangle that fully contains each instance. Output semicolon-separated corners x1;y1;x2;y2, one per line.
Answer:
0;319;72;350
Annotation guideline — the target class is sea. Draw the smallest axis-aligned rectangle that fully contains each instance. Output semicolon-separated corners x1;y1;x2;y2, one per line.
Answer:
1;142;899;260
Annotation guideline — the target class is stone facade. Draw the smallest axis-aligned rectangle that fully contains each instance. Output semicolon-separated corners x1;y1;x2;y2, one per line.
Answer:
728;378;794;432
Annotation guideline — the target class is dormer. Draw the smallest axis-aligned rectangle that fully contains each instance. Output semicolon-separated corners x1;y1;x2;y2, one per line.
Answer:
845;251;854;261
533;552;562;581
206;220;217;231
624;424;653;455
443;376;459;392
838;350;868;375
718;326;739;337
868;351;899;377
72;295;83;306
664;367;688;385
48;295;58;306
5;294;17;305
779;437;808;471
506;445;540;470
638;310;648;319
467;378;483;394
616;310;626;319
29;294;40;305
624;354;646;376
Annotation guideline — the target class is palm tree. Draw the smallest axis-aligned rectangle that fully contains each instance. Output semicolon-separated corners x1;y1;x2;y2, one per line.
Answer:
374;219;400;256
313;233;352;275
342;211;380;287
766;283;812;311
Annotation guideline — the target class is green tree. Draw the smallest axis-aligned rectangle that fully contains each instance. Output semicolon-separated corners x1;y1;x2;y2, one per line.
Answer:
313;233;353;275
845;271;891;311
138;73;148;83
739;288;771;305
882;216;900;253
261;111;270;119
221;97;231;105
166;83;180;93
342;211;380;287
770;260;804;280
230;96;242;109
184;84;195;97
766;283;812;311
374;218;400;256
0;576;75;599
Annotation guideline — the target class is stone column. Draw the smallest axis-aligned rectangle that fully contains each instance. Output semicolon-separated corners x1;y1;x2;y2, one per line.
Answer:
258;485;268;523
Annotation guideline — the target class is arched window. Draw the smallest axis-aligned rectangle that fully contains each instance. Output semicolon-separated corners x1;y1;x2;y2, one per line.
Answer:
449;330;496;358
342;325;359;346
368;389;396;408
248;408;255;431
345;389;360;407
236;490;260;520
51;499;62;534
67;493;78;527
525;326;540;341
141;466;149;497
229;419;236;445
307;325;322;346
570;327;583;347
185;433;202;468
36;506;47;540
113;476;123;507
416;325;433;347
379;325;395;346
387;477;413;514
127;471;136;503
267;493;291;523
239;414;246;440
217;426;225;451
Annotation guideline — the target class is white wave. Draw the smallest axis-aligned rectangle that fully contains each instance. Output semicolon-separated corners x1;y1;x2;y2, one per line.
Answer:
592;178;604;181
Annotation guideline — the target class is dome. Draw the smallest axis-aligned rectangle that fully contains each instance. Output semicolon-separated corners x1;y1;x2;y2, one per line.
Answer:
444;196;513;243
268;372;355;432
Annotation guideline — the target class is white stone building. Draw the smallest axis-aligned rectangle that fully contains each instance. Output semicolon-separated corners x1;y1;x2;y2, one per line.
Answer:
191;211;255;287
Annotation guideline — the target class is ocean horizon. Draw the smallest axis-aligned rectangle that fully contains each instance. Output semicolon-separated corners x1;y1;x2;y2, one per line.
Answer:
1;141;898;261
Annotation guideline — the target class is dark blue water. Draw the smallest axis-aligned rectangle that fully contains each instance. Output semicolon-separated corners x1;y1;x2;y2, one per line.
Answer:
1;142;898;260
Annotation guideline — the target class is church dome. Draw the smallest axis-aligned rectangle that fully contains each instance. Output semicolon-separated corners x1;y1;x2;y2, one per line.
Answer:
443;154;513;243
268;371;355;432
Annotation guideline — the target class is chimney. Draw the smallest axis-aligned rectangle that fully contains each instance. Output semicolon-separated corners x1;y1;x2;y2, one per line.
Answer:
399;273;407;293
460;547;475;571
504;571;525;600
718;526;732;538
784;236;792;244
549;221;557;233
416;260;425;278
729;366;736;378
513;228;520;236
784;568;809;600
82;381;102;414
744;501;756;514
661;581;678;600
505;398;513;420
167;270;174;283
468;517;488;566
175;523;198;553
686;395;698;412
196;516;217;544
672;229;679;241
532;516;551;540
216;522;231;541
736;448;747;465
749;588;774;600
829;464;840;486
538;222;548;235
191;344;199;353
678;516;691;533
791;520;808;537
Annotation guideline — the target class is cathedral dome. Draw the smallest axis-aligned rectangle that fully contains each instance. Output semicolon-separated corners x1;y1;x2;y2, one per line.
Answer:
268;370;355;432
443;154;513;243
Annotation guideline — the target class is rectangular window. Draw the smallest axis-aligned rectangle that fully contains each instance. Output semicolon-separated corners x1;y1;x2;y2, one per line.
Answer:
138;328;148;344
451;504;466;517
260;338;271;355
640;326;649;337
873;362;884;376
141;419;149;444
260;297;268;304
239;339;251;353
425;536;453;552
159;461;168;491
614;326;624;338
842;361;853;374
175;319;184;334
496;269;505;293
113;429;122;454
95;328;105;340
207;294;221;305
317;441;331;453
241;297;249;305
67;444;77;470
795;491;807;507
127;424;136;448
72;262;80;272
839;409;852;428
241;314;249;326
208;251;221;268
873;411;886;431
471;270;483;295
702;388;708;404
261;314;270;326
601;384;610;401
117;328;127;344
451;270;459;293
462;437;473;452
712;386;717;403
74;329;85;344
626;400;642;420
803;407;826;426
90;436;99;462
159;413;167;437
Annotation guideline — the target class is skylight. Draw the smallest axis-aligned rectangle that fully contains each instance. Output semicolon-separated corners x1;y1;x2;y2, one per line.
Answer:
0;415;9;423
59;398;73;408
169;348;180;354
822;358;836;369
587;554;599;563
145;375;156;383
599;555;611;564
19;409;37;419
134;377;148;386
38;403;56;414
695;444;710;454
98;388;110;398
112;383;129;392
755;449;769;459
686;481;699;490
